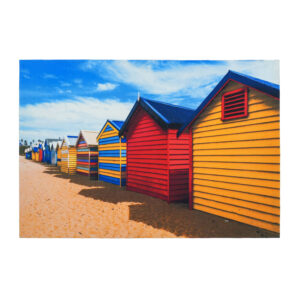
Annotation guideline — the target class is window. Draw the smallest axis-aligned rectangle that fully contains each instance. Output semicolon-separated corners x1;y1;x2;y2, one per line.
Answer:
221;87;248;120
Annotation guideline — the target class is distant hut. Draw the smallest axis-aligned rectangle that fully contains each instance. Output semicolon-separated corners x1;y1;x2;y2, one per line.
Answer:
45;138;61;164
38;143;43;162
32;143;39;161
75;130;98;179
97;120;126;186
56;141;62;167
25;147;32;159
60;135;78;175
119;97;194;202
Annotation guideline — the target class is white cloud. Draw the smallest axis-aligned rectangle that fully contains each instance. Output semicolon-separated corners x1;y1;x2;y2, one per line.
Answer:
96;82;118;92
84;60;279;100
43;73;57;79
19;97;133;141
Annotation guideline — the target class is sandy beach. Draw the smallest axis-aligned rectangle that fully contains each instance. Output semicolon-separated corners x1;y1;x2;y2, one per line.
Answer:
19;156;278;238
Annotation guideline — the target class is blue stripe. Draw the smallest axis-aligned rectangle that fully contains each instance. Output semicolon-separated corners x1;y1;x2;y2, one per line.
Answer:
99;150;126;157
99;175;126;186
99;136;120;145
104;124;113;132
99;163;126;171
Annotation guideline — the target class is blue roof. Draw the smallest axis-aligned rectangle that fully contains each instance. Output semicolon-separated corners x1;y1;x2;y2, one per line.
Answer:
119;97;195;136
178;70;280;135
110;120;124;131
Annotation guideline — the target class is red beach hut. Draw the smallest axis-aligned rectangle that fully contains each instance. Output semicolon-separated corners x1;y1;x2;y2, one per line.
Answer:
119;96;194;203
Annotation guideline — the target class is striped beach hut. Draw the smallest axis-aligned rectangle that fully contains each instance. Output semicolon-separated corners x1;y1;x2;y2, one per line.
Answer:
60;135;78;175
97;120;126;186
180;70;280;233
75;130;98;179
56;141;63;167
119;97;194;202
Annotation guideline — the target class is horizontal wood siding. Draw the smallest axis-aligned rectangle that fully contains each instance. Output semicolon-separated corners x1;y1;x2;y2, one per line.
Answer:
126;107;169;201
61;141;77;175
98;121;126;186
192;81;280;233
76;136;98;178
168;129;190;202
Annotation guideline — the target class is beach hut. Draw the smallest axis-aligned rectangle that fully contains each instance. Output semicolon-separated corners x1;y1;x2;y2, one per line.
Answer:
56;141;62;167
119;97;194;203
25;148;32;159
50;141;61;165
180;70;280;233
97;120;126;186
38;143;43;162
32;143;39;161
75;130;98;179
60;135;78;175
45;139;61;164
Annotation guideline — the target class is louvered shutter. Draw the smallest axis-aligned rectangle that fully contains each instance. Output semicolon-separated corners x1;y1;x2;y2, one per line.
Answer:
221;87;248;120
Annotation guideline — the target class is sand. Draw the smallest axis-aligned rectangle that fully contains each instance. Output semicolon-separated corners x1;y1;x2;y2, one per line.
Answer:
19;156;278;238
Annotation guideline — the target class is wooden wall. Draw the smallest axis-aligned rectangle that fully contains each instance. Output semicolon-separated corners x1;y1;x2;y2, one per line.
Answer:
192;80;280;232
61;141;77;175
57;148;62;167
77;136;98;178
98;122;126;186
126;107;190;203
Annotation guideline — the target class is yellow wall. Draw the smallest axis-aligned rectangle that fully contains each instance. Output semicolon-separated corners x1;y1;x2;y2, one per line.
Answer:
60;141;77;175
192;81;280;233
57;148;62;167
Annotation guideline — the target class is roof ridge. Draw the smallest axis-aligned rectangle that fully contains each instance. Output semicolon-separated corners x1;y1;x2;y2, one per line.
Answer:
141;97;194;111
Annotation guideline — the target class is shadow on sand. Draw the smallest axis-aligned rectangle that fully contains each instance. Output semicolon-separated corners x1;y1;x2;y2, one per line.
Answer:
79;186;279;238
43;164;101;188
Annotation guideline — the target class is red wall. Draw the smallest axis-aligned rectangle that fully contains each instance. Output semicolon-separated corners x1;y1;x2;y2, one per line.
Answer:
126;107;190;203
39;149;43;162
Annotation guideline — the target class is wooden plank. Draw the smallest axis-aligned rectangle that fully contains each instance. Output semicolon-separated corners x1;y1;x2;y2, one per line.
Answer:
193;161;280;173
193;147;280;156
193;178;279;198
194;191;280;215
193;130;279;144
193;155;279;164
193;203;280;233
192;185;279;207
194;198;279;223
193;122;279;138
193;139;280;150
194;116;279;133
194;173;280;189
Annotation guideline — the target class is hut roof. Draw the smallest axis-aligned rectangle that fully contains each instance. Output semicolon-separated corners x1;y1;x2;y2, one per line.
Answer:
76;130;98;147
119;97;194;136
56;140;63;150
178;70;280;135
63;135;78;147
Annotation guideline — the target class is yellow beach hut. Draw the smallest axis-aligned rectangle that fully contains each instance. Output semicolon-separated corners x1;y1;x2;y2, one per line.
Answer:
60;135;78;175
180;70;280;233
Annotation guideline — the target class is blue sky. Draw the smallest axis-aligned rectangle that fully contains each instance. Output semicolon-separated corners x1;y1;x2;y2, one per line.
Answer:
19;60;279;142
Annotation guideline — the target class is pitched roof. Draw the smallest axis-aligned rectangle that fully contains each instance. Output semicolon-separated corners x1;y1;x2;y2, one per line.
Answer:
119;97;194;136
56;140;62;150
76;130;98;147
63;135;78;147
178;70;280;135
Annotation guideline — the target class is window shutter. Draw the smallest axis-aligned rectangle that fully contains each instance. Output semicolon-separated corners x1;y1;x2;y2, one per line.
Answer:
221;87;248;120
